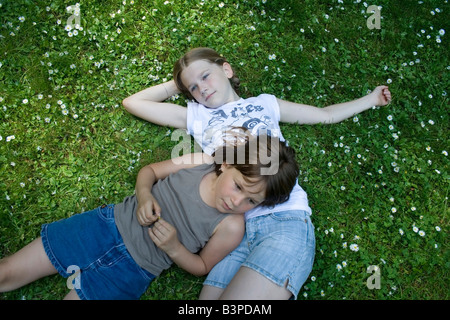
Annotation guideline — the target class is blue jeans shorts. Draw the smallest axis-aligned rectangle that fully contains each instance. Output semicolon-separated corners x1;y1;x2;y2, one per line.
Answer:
40;204;155;300
204;210;315;299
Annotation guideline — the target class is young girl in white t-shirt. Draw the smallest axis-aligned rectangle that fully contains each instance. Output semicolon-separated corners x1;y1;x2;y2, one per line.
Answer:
123;47;392;299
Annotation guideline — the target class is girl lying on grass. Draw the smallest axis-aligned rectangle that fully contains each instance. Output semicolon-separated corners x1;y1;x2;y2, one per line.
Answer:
123;47;392;299
0;134;298;300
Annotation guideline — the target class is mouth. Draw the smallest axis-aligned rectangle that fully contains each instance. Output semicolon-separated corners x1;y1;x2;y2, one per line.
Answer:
205;91;216;102
222;200;231;211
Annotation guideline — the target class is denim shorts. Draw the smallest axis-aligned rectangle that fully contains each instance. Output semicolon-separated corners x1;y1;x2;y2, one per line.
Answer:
204;210;315;299
40;204;155;300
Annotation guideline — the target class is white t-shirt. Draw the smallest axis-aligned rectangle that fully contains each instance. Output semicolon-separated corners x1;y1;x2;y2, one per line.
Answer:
187;94;283;155
186;94;312;218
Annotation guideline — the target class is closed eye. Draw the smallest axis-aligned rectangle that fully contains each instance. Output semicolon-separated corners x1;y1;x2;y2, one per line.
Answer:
235;182;259;206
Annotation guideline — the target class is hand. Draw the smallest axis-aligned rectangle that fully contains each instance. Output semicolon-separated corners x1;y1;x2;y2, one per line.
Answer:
370;85;392;106
136;194;161;226
148;218;180;255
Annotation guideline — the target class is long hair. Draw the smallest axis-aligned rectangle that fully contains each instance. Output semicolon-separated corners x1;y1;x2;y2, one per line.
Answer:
212;134;298;208
173;47;240;100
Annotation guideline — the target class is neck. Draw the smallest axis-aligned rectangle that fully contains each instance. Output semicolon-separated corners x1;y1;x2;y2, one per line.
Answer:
230;91;240;103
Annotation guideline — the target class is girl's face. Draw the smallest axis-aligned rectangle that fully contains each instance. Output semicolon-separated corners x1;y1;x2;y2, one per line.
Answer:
212;164;266;214
180;60;240;108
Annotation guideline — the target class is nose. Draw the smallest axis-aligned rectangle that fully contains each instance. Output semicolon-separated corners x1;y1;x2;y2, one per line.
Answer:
199;84;208;96
231;194;245;208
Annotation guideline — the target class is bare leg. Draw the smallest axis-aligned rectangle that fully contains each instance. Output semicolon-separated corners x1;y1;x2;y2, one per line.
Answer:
0;237;57;292
64;289;81;300
199;285;225;300
219;266;292;300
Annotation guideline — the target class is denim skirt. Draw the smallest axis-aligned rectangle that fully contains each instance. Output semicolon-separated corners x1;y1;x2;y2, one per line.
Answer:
204;210;315;299
40;204;155;300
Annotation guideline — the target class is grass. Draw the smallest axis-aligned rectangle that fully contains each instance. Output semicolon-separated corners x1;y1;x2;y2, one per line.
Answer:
1;0;448;300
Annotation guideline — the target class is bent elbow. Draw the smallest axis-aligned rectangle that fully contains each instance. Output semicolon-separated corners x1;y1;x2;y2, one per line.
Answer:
190;263;209;277
196;270;209;277
122;97;133;111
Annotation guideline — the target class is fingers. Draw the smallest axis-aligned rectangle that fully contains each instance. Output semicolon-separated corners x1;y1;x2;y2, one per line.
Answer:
148;218;174;247
137;207;153;225
154;218;170;229
374;85;392;105
137;209;159;226
137;200;162;226
382;87;392;103
149;219;172;238
153;201;162;217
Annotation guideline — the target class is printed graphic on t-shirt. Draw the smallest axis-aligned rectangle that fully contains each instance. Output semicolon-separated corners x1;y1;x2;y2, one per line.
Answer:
203;102;280;152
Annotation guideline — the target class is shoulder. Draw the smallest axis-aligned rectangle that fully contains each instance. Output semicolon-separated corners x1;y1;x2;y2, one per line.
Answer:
187;100;200;108
256;93;279;103
252;94;280;113
257;93;277;99
243;93;278;104
186;100;205;117
186;100;212;130
213;214;245;238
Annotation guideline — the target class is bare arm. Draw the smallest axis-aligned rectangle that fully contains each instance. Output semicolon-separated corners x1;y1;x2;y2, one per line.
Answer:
279;86;392;124
135;153;213;226
123;80;188;129
149;215;245;276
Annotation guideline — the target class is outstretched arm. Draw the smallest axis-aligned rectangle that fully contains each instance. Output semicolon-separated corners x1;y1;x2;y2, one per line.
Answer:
123;80;188;129
279;86;392;124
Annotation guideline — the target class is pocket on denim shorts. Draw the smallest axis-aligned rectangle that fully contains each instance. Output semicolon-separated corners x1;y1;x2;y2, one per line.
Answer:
96;243;128;268
97;204;115;222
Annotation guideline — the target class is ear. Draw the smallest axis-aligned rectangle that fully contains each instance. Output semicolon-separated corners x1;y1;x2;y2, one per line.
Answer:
222;62;234;79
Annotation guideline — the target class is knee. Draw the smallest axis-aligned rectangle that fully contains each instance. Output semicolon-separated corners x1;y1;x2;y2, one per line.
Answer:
199;285;224;300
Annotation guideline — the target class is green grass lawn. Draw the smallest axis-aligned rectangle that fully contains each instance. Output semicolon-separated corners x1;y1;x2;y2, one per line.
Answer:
1;0;448;300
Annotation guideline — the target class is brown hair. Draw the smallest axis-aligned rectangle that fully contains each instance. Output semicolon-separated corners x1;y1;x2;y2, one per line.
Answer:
212;133;299;208
173;47;240;100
